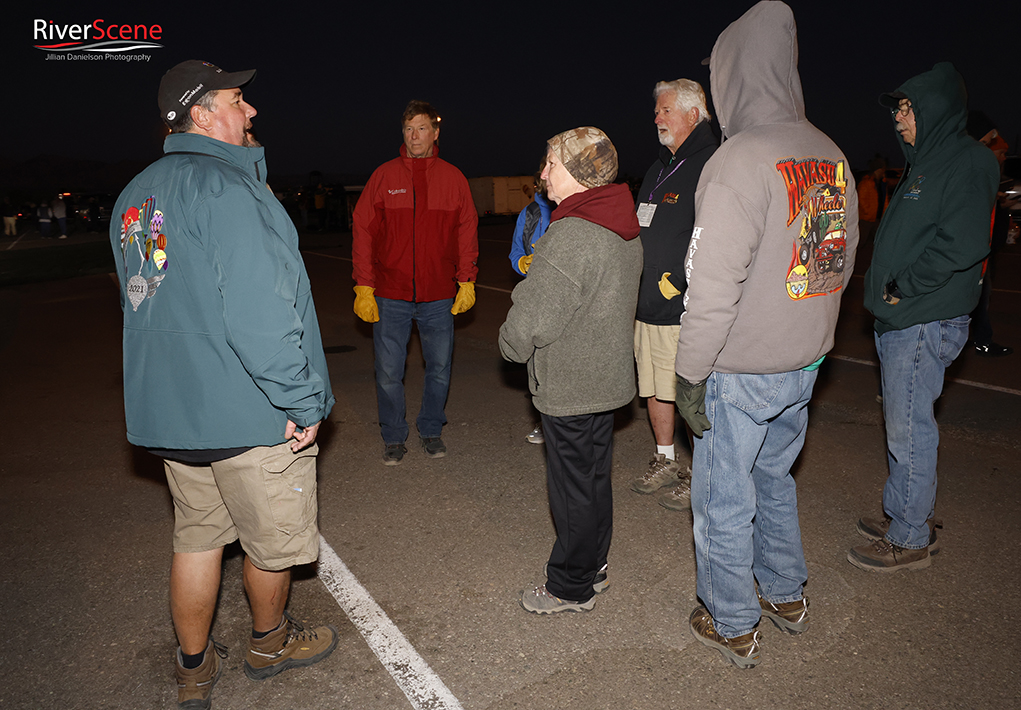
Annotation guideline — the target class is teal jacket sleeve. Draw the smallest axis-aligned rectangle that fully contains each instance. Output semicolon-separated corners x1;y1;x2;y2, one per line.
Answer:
206;186;330;427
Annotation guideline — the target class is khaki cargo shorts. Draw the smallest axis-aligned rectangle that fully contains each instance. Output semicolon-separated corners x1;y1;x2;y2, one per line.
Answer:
634;321;681;401
163;442;320;571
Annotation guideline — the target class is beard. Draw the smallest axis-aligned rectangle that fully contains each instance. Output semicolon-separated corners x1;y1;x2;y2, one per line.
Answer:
657;128;674;148
242;125;261;148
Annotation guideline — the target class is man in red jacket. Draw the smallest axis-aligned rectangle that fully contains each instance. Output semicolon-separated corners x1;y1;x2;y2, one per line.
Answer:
352;100;479;465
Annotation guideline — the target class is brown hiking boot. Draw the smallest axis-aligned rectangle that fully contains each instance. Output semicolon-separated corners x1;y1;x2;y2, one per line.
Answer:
175;638;227;709
244;611;339;681
631;454;682;494
847;537;931;572
658;474;693;511
856;514;942;554
689;606;761;669
758;594;809;635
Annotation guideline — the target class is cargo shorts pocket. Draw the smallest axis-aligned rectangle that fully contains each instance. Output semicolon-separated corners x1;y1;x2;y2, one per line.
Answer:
260;443;318;536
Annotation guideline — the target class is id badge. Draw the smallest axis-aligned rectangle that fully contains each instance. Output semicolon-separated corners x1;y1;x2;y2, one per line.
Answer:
637;202;657;228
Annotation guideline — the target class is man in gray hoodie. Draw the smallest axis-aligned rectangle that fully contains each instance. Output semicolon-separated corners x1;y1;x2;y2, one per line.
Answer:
673;1;859;668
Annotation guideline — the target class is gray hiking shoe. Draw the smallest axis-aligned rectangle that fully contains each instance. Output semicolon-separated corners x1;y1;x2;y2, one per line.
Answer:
421;437;447;458
631;453;682;494
175;638;227;709
382;443;407;466
759;594;809;635
856;514;942;554
689;606;760;669
526;423;544;444
658;473;693;511
520;584;595;614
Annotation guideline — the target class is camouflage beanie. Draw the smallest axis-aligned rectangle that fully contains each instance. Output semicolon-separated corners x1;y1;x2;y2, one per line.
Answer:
547;127;618;188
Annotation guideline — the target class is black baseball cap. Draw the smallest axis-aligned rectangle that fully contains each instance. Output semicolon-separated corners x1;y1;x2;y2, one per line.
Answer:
158;60;256;126
878;90;908;109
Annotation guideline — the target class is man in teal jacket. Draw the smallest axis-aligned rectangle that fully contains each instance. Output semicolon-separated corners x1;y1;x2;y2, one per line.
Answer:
112;60;338;708
850;63;999;573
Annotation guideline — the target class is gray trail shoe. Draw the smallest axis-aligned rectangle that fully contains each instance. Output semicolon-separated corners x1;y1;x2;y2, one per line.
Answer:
382;443;407;466
176;638;227;710
856;514;942;554
245;612;338;681
658;473;693;511
421;436;447;458
526;423;544;444
520;584;596;614
689;606;761;669
847;538;931;572
759;594;809;635
631;453;682;494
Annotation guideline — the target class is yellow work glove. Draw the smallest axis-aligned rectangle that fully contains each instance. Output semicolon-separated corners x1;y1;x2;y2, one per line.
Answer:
518;254;534;275
353;285;379;323
658;272;682;300
451;281;476;315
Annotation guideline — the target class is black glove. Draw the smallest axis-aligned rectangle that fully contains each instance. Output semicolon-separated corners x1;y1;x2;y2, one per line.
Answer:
675;375;710;437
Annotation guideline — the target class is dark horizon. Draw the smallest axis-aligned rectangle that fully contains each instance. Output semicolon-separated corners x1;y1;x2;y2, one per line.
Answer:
4;1;1015;186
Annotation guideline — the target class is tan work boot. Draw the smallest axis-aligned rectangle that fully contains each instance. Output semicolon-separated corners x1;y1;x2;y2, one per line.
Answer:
758;593;809;635
244;611;339;681
175;638;227;709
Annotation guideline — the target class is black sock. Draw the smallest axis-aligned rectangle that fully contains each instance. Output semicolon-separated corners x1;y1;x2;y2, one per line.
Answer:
181;649;205;669
252;616;285;639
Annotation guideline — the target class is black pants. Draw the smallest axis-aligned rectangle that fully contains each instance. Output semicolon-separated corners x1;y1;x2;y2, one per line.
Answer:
541;411;614;602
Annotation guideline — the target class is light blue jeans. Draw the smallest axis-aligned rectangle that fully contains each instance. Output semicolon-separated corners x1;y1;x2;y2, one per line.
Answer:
876;316;969;548
373;297;454;444
692;369;817;638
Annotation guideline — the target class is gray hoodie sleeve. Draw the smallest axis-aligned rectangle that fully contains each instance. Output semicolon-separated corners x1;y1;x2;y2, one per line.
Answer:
675;180;765;383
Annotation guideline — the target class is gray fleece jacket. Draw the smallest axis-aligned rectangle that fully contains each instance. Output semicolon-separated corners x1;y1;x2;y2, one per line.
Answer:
499;183;642;416
675;0;859;382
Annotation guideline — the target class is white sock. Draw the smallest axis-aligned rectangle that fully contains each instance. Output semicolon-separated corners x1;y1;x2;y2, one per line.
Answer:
657;444;675;461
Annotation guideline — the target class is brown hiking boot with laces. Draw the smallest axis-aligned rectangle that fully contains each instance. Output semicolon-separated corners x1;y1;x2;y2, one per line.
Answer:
175;638;227;709
244;611;338;681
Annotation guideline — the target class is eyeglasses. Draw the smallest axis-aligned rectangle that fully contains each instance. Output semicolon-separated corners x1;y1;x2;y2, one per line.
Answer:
891;102;912;119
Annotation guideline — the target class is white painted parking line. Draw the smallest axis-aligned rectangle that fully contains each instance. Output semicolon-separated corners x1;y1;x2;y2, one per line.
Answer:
317;536;464;710
828;353;1021;397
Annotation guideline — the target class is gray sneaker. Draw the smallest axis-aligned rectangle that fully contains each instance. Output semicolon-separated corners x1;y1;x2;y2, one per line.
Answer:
526;423;544;444
631;453;682;494
658;474;693;511
420;437;446;458
520;584;595;614
382;443;407;466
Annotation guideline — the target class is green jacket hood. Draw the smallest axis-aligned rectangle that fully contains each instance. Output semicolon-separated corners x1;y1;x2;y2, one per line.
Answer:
887;62;969;165
709;1;805;140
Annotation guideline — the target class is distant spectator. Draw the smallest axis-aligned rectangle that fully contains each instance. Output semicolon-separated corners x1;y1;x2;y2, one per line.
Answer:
51;195;68;239
857;156;888;245
36;202;52;238
2;197;16;237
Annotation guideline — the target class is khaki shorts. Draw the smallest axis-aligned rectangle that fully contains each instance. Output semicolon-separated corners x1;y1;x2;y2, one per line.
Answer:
634;321;681;401
163;442;320;571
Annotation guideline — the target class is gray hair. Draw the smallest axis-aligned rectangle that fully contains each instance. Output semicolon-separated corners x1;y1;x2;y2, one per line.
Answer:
654;79;711;124
170;89;220;134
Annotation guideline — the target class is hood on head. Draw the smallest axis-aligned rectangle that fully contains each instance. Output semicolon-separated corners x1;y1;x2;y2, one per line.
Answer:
882;62;968;163
709;1;804;140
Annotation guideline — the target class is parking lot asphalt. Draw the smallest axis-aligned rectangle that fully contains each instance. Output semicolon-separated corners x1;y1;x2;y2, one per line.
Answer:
1;225;1019;709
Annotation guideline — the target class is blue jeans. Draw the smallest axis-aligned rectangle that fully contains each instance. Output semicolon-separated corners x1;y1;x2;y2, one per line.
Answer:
373;297;454;444
876;316;969;548
692;369;817;638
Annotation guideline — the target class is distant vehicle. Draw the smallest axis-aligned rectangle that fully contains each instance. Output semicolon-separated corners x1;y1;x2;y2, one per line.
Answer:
1001;155;1020;216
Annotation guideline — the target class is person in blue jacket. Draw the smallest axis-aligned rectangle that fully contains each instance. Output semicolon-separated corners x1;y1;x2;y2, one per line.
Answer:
111;60;339;709
509;165;553;276
509;163;553;443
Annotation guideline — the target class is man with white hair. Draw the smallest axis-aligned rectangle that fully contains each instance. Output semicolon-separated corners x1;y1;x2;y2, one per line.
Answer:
630;79;717;508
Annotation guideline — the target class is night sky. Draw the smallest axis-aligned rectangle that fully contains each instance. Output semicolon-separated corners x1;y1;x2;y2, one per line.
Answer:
4;1;1016;184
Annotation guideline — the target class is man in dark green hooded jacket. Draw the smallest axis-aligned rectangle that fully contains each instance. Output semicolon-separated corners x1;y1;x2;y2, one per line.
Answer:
849;63;999;573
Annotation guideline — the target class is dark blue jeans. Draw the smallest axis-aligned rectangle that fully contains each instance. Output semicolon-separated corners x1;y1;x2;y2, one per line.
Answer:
373;297;454;444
